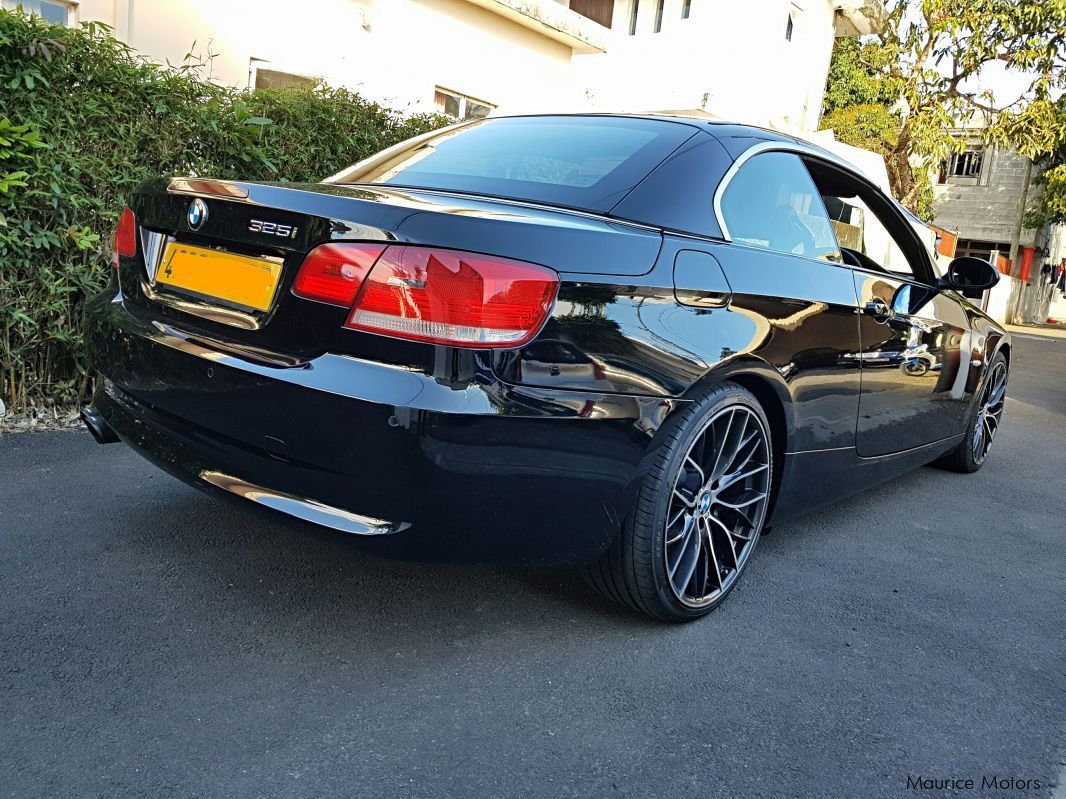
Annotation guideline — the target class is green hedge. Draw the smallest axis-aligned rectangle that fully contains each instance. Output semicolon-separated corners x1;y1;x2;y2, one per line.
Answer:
0;9;448;419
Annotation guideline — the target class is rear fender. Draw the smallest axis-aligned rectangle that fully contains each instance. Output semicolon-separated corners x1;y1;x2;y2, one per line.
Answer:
680;356;795;447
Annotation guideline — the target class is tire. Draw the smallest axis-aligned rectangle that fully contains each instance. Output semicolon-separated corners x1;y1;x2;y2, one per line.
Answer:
933;351;1008;473
584;382;774;622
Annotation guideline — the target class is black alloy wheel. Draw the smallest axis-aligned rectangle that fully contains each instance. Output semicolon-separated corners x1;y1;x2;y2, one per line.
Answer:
585;383;773;622
934;351;1008;474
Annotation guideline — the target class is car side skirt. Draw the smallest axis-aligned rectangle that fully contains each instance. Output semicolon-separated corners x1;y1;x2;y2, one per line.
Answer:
771;435;964;524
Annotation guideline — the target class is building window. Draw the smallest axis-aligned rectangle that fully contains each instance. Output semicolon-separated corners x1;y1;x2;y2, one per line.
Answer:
941;146;985;182
253;66;317;91
653;0;665;32
681;0;692;18
628;0;639;35
2;0;72;25
785;13;794;40
569;0;613;28
955;239;1010;261
434;88;494;121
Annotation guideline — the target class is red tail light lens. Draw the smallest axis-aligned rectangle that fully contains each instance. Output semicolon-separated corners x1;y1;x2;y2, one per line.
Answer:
113;207;137;264
292;243;387;307
346;246;558;347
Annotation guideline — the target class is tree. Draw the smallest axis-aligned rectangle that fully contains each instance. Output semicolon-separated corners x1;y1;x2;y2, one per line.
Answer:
821;38;933;217
1025;100;1066;228
820;0;1066;218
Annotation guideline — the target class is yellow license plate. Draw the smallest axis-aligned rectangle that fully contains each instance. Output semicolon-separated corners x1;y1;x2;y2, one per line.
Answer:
155;242;283;312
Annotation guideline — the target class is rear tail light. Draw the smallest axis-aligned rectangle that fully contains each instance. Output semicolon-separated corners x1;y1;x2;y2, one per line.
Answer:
292;243;387;306
345;246;558;348
113;207;136;266
292;244;558;348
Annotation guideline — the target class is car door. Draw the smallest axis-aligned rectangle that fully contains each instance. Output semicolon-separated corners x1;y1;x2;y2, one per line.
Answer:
708;149;864;453
806;159;970;457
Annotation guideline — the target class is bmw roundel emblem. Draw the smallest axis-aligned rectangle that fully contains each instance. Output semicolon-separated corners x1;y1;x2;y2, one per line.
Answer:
187;198;208;230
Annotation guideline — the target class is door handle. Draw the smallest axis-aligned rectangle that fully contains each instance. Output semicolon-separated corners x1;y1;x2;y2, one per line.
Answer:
863;299;892;323
676;289;730;308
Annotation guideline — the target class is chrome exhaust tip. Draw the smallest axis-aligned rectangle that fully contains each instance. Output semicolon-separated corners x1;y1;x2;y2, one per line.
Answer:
80;406;119;444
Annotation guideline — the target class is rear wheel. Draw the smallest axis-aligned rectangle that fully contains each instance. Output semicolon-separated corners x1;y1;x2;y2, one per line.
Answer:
934;352;1008;473
585;383;773;622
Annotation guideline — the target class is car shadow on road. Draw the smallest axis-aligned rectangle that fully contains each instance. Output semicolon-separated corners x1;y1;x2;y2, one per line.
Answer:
105;480;666;640
98;452;944;645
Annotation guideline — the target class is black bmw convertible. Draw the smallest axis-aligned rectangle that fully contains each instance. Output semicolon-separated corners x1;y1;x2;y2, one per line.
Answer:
84;114;1009;622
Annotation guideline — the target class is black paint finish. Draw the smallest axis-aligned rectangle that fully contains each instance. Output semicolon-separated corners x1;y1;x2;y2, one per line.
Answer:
84;116;1009;563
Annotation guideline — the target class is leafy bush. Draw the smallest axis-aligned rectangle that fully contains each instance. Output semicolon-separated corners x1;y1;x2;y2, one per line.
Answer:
0;9;447;420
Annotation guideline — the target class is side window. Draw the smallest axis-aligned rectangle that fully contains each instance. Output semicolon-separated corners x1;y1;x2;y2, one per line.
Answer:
820;193;915;278
720;152;841;262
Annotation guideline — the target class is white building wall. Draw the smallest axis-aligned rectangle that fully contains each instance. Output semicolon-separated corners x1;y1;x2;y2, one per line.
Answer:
73;0;577;115
69;0;853;131
576;0;837;131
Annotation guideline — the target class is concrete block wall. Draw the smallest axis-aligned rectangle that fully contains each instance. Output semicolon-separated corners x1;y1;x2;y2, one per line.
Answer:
932;146;1040;247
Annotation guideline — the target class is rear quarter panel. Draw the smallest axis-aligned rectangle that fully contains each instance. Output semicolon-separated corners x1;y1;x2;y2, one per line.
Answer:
497;237;864;454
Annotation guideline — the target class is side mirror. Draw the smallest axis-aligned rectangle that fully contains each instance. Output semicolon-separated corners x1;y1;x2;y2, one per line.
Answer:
939;256;1000;300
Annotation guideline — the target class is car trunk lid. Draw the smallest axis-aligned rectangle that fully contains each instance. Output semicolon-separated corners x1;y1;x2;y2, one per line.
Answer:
122;178;663;365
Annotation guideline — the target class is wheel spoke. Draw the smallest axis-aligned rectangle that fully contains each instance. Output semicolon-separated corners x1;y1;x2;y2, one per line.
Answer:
672;524;702;595
719;502;758;531
699;518;724;591
666;505;688;531
707;409;737;481
717;412;750;480
666;513;694;545
986;365;1007;409
673;467;697;507
982;416;996;451
684;454;706;485
673;487;696;508
667;517;698;577
718;463;769;493
724;429;760;476
715;491;768;510
692;429;709;472
706;513;740;569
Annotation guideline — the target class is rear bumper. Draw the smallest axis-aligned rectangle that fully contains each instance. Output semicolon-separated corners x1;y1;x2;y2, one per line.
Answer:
85;290;679;564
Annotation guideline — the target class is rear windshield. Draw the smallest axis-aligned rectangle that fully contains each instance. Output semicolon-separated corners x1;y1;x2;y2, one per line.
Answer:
327;116;696;212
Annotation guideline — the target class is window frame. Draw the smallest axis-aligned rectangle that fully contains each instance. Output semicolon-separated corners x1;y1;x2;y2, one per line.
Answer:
2;0;74;25
716;150;842;264
434;86;495;121
955;239;1009;260
938;138;990;186
712;142;937;284
249;61;319;91
329;115;697;215
801;155;938;286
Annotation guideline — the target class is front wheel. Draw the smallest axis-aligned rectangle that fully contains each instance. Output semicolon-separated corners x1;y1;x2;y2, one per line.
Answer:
934;352;1008;473
585;383;773;622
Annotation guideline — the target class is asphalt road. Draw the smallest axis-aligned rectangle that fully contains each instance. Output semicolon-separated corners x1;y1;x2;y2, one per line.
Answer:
2;332;1064;799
